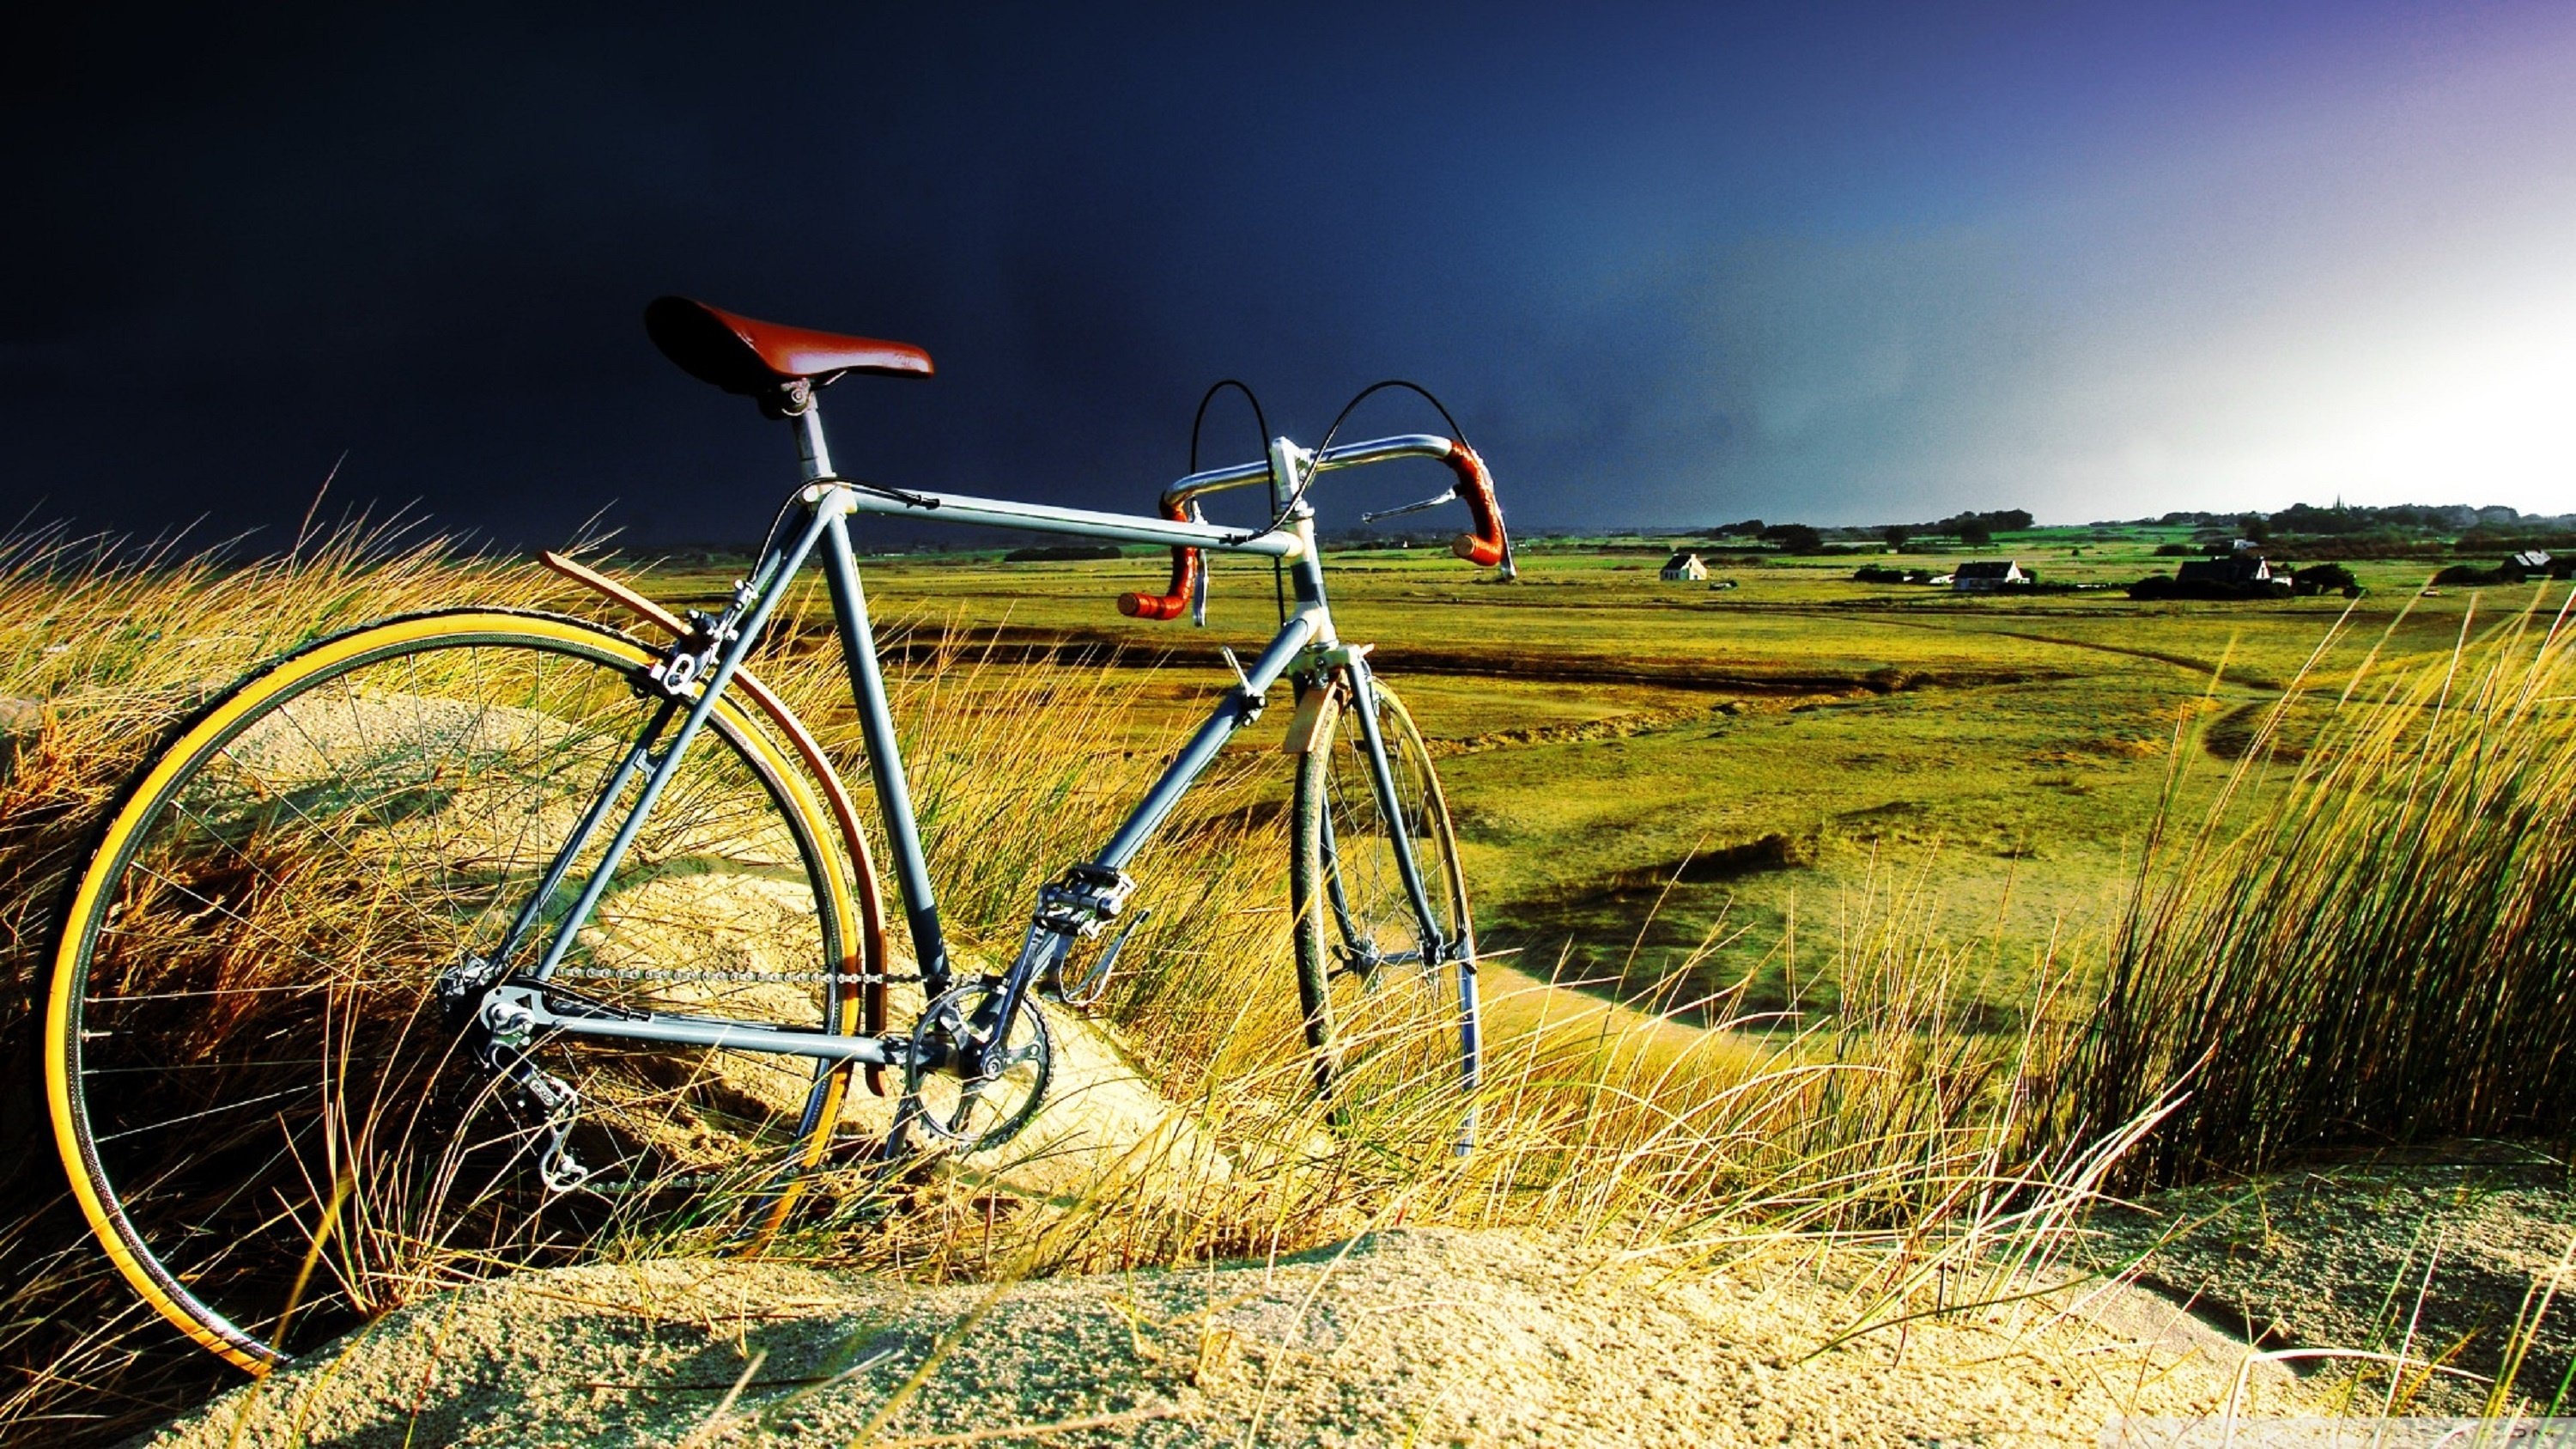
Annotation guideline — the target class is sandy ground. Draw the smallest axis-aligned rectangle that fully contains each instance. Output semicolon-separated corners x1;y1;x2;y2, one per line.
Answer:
125;968;2576;1448
2081;1148;2576;1416
115;1062;2576;1448
142;1227;2316;1448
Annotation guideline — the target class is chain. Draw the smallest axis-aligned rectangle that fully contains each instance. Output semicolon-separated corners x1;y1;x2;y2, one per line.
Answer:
552;966;923;986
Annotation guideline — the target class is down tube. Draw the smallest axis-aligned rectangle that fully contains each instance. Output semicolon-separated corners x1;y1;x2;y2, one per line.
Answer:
1092;612;1319;871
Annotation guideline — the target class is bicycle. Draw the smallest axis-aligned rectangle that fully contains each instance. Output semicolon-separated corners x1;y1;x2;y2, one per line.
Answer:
41;295;1516;1372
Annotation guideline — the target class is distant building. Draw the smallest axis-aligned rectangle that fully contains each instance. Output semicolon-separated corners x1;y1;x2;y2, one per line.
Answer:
2176;555;2273;588
1660;551;1710;581
2502;550;2555;581
1951;560;2027;592
2132;551;2293;600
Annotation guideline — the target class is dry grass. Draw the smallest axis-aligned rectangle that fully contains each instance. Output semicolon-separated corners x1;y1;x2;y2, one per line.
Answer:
20;524;2570;1444
2075;584;2576;1187
0;520;580;1441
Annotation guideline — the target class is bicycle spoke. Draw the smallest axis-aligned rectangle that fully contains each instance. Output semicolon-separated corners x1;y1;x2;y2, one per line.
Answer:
1292;677;1477;1146
57;619;858;1366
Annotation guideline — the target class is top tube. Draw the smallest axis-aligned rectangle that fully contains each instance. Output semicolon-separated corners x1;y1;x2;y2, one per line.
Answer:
818;432;1460;557
824;484;1302;555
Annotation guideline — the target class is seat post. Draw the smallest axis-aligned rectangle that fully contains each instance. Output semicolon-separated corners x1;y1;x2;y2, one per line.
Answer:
786;385;834;481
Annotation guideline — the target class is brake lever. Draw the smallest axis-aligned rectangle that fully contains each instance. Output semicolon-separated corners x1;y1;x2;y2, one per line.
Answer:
1358;488;1461;524
818;473;941;511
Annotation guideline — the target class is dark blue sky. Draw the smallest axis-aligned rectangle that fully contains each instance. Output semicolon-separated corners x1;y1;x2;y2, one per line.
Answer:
6;3;2571;546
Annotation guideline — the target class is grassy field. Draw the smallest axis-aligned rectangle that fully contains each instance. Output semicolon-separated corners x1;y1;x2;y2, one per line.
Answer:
9;521;2576;1442
633;527;2512;1024
0;525;2111;1441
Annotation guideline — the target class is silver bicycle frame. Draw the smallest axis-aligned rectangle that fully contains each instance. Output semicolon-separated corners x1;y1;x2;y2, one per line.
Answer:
489;408;1472;1071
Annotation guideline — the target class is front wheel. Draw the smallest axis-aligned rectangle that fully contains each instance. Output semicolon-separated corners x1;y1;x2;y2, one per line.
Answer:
43;610;871;1371
1290;672;1479;1150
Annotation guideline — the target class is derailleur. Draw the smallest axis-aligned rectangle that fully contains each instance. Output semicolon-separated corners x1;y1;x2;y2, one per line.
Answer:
441;959;592;1195
489;1040;592;1196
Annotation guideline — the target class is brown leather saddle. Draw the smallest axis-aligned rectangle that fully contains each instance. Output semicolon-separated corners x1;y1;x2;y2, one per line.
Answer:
645;296;932;412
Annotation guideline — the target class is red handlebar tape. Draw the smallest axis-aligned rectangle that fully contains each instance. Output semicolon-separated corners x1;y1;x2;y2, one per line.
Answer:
1117;500;1202;620
1445;442;1507;567
1120;439;1504;620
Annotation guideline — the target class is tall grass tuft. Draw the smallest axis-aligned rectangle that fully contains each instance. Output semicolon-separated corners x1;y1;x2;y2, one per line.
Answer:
2076;585;2576;1186
0;520;574;1445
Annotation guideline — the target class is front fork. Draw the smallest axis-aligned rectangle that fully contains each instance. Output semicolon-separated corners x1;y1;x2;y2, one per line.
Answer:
1329;654;1453;973
1316;657;1481;1140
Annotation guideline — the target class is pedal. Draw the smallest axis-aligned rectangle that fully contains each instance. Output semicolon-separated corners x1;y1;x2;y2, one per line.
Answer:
1056;907;1150;1008
1034;864;1136;939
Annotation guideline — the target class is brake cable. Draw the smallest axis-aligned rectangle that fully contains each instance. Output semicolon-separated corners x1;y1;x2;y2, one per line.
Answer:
1188;379;1281;626
1261;379;1472;541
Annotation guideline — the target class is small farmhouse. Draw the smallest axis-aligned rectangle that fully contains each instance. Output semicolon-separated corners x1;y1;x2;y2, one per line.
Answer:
2175;554;2272;588
2502;549;2555;581
1661;551;1709;581
2134;549;2294;600
1951;560;2026;592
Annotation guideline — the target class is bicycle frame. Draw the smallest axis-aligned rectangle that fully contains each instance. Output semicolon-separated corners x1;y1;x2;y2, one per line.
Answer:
474;405;1465;1091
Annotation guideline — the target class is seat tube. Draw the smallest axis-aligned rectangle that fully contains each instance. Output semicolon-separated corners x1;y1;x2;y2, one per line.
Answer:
820;509;951;990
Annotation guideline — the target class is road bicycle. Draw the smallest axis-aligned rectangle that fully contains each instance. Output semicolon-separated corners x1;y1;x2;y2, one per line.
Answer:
42;296;1515;1372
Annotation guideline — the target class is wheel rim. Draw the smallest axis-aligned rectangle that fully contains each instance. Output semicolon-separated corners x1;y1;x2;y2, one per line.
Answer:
51;616;854;1366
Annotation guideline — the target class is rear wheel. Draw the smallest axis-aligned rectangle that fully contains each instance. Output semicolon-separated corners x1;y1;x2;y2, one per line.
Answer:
44;611;870;1370
1290;673;1479;1150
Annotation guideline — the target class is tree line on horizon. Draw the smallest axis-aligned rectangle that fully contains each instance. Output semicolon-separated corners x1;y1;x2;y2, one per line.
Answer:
1665;500;2576;557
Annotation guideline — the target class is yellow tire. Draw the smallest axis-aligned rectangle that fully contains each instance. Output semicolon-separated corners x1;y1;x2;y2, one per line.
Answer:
45;610;870;1370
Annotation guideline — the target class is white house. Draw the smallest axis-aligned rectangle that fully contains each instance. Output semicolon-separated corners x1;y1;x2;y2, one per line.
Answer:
2176;555;2270;586
1951;560;2027;592
1661;551;1709;582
